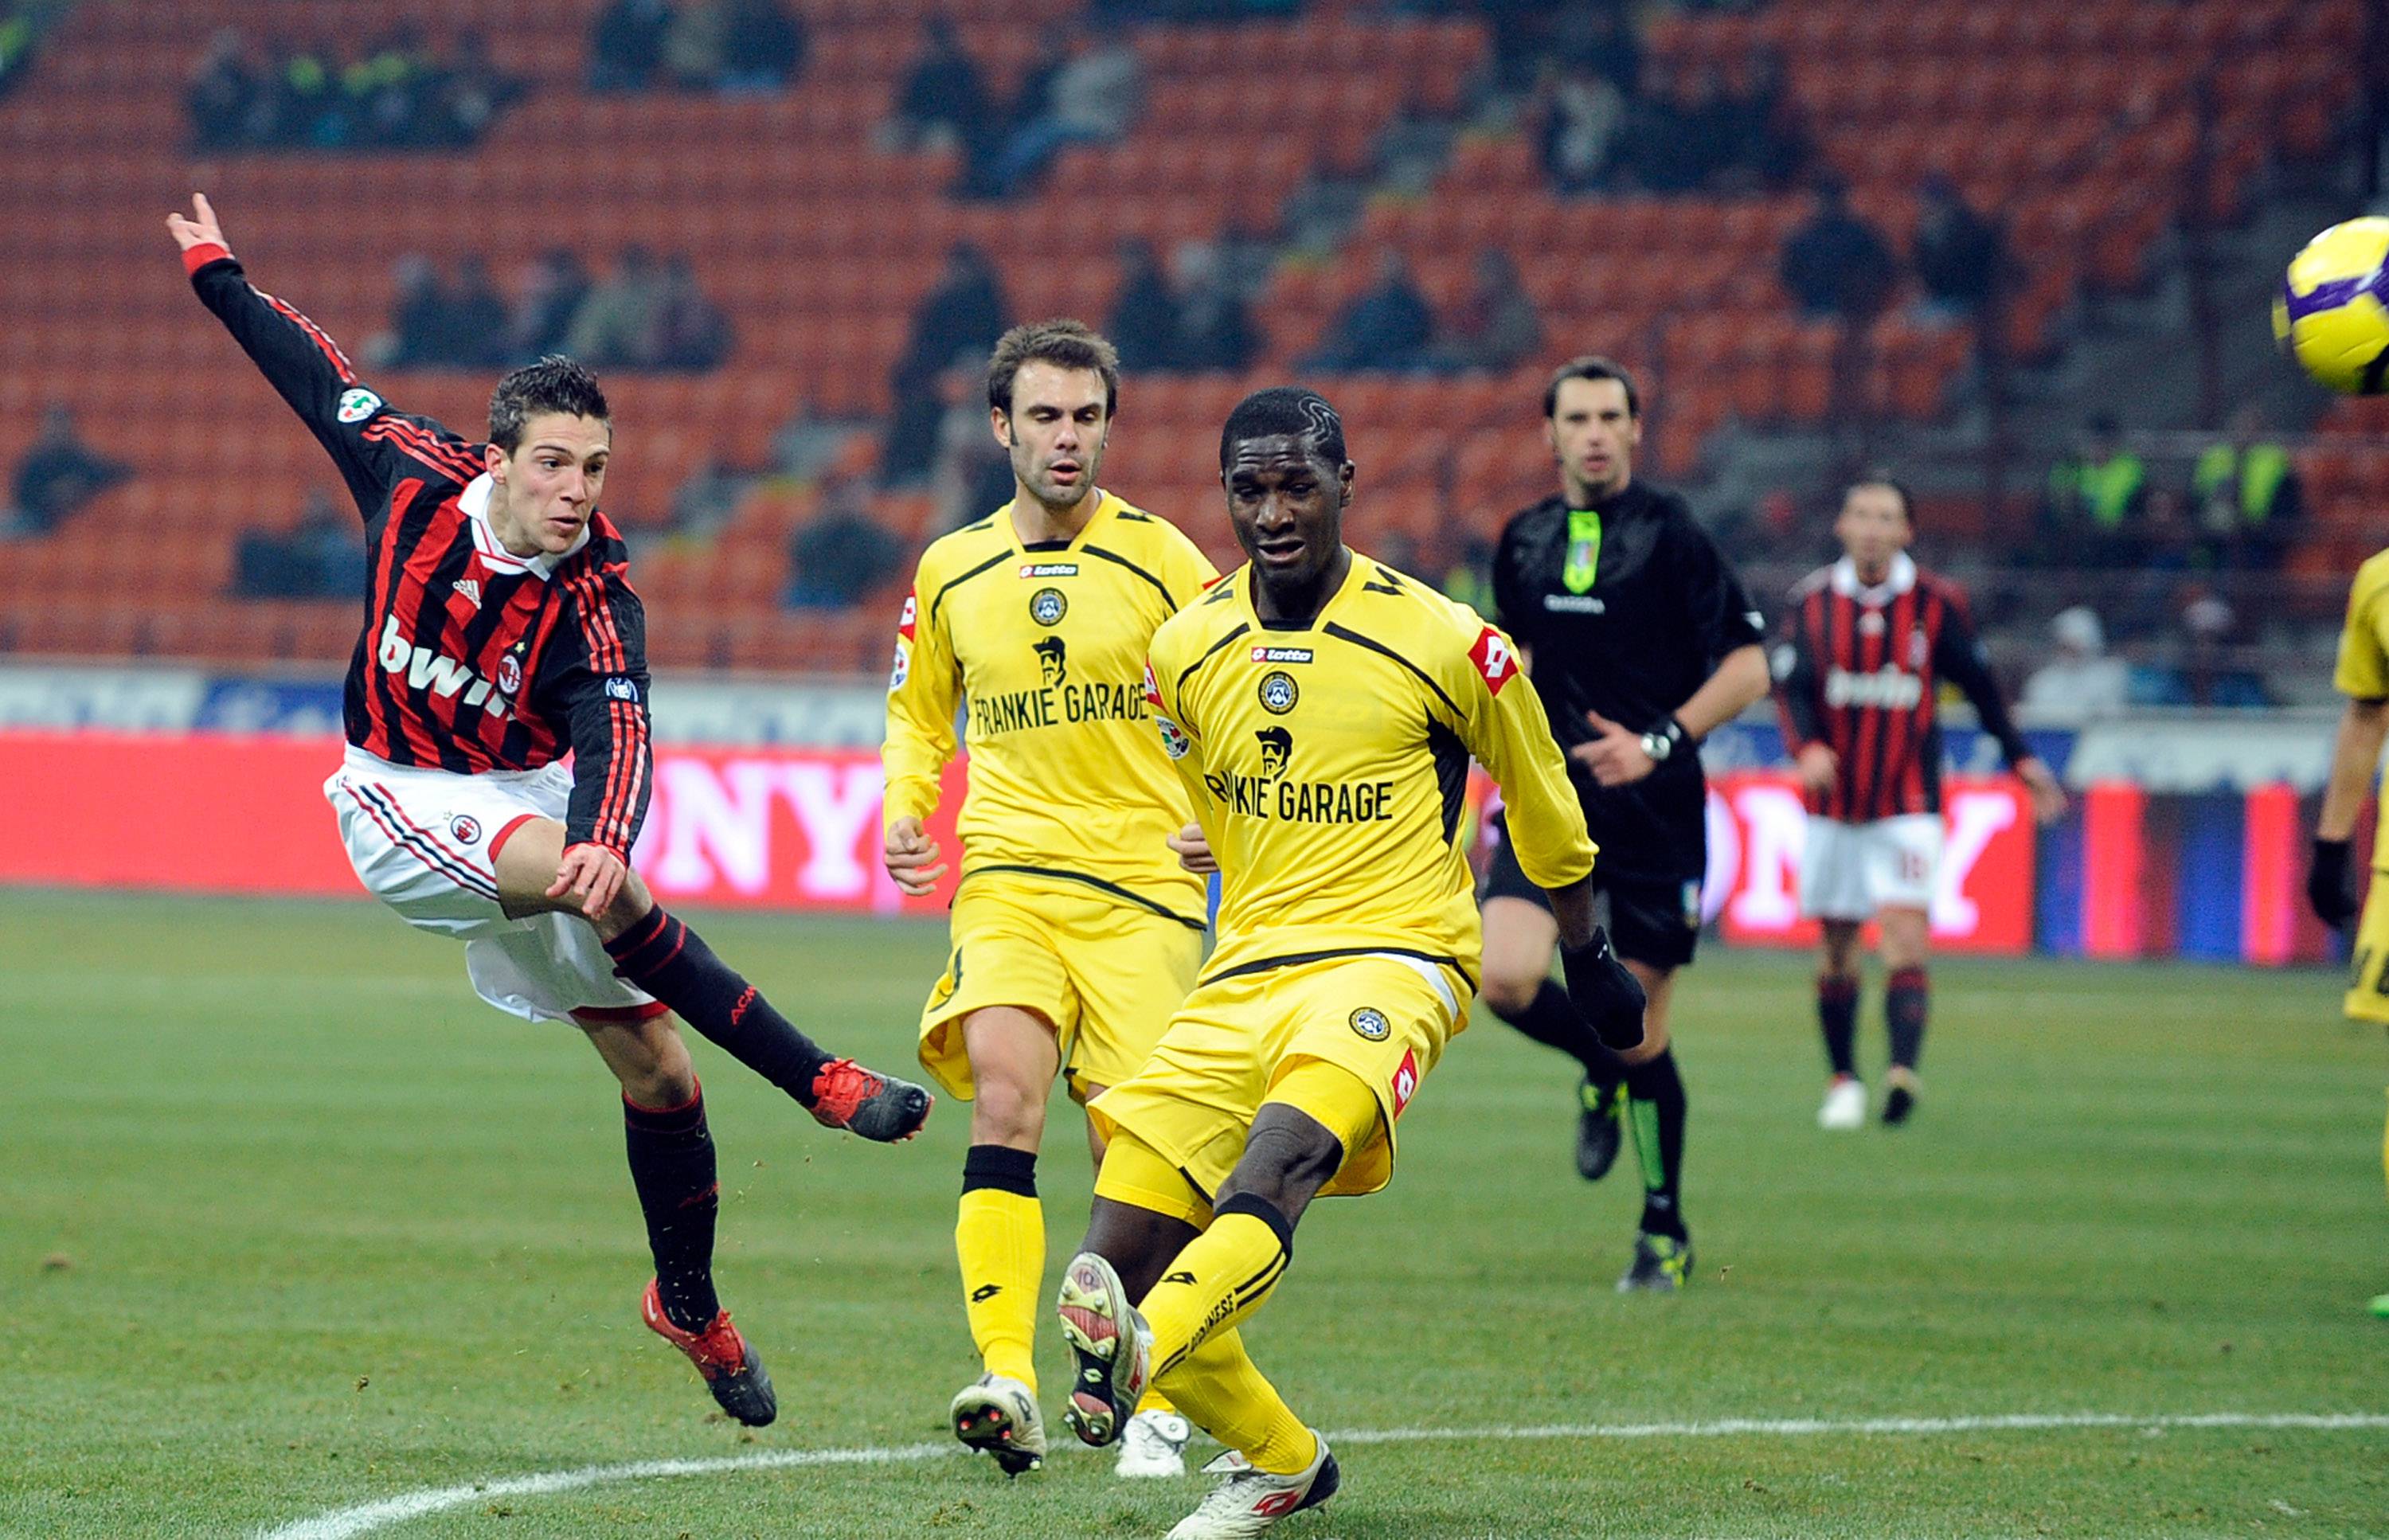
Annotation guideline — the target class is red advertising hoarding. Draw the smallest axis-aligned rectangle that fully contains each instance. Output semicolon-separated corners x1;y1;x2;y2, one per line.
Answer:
0;732;968;914
0;736;2031;953
1703;772;2035;954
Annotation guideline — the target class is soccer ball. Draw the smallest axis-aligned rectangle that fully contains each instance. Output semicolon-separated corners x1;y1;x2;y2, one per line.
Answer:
2274;217;2389;393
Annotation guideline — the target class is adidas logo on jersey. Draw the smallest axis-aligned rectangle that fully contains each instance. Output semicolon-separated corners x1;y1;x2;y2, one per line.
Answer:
376;616;514;718
454;579;481;607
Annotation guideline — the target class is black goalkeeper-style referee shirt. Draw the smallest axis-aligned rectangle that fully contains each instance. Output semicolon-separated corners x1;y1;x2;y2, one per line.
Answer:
185;244;654;860
1492;480;1765;881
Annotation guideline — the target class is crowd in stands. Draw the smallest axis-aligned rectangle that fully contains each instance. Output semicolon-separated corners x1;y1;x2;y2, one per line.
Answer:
1957;410;2308;712
878;244;1010;489
372;248;732;372
585;0;807;93
2;405;127;541
1529;24;1803;195
1301;250;1542;373
1105;239;1261;373
786;477;902;610
186;29;522;150
2020;592;2270;713
1777;177;2004;326
233;490;366;600
2037;411;2304;575
881;18;1146;197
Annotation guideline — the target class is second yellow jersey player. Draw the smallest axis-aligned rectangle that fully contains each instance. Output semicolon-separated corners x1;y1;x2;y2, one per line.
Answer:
880;322;1217;1477
2322;549;2389;1024
886;488;1217;1095
2309;546;2389;1319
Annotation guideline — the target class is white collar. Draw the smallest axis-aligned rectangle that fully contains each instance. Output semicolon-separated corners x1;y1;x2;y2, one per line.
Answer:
460;473;588;580
1830;550;1916;603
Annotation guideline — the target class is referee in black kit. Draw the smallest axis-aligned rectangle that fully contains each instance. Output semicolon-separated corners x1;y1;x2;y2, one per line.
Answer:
1479;357;1770;1292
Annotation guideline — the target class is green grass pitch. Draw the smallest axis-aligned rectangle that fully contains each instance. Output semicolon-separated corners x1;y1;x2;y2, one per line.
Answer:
6;889;2387;1538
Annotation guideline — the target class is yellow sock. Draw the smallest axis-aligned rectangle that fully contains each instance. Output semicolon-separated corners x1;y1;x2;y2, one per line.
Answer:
956;1186;1042;1391
1159;1327;1316;1476
1134;1383;1181;1417
1140;1207;1289;1378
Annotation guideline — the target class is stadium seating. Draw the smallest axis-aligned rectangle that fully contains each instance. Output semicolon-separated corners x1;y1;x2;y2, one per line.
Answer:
0;0;2364;666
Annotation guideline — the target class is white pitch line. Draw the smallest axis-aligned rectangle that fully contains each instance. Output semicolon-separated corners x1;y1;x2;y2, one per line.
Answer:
258;1412;2389;1540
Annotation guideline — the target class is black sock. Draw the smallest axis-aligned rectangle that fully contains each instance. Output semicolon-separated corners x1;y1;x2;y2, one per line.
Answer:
1817;972;1859;1077
1887;966;1928;1072
1625;1048;1688;1241
961;1143;1038;1198
624;1085;720;1333
604;907;833;1107
1491;979;1626;1086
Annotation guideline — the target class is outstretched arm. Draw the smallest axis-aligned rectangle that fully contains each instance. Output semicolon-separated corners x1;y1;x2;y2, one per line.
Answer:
168;192;432;513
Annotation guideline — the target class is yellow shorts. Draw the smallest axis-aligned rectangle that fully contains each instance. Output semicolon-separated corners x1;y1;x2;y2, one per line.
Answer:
919;872;1203;1103
1086;951;1472;1202
2345;870;2389;1024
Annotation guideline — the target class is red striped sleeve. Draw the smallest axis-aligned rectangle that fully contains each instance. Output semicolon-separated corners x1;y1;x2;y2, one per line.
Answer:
260;292;358;382
1880;588;1921;819
1825;591;1856;820
569;568;643;854
364;419;485;483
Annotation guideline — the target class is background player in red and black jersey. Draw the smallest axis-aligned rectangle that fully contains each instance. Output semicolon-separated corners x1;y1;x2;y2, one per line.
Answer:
170;193;931;1426
1773;475;2065;1129
1480;357;1772;1292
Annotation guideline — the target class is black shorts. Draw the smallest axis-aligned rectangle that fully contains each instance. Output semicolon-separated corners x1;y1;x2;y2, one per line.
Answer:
1482;823;1703;971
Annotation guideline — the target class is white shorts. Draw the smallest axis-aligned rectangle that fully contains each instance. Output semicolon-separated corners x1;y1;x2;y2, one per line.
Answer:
1798;813;1942;922
324;745;663;1026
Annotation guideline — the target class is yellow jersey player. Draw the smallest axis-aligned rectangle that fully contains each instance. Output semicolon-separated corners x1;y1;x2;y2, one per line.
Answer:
881;321;1219;1476
2305;544;2389;1319
1047;388;1648;1538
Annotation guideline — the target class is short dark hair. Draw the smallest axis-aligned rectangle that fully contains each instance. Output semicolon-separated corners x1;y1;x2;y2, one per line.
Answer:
1543;355;1640;420
488;355;609;452
1846;469;1916;524
1219;386;1347;471
987;319;1120;416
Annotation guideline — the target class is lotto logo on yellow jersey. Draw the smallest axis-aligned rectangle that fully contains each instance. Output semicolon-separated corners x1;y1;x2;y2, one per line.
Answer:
1469;626;1518;694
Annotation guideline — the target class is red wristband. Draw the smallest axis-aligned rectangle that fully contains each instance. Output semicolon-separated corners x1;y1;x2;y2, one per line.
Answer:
180;241;231;276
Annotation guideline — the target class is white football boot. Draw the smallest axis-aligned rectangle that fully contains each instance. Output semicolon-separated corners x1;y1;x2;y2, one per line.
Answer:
949;1372;1046;1476
1165;1434;1339;1538
1817;1074;1866;1131
1116;1406;1194;1478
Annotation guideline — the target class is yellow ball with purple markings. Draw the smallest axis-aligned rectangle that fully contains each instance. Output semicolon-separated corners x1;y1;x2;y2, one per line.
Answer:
2275;217;2389;393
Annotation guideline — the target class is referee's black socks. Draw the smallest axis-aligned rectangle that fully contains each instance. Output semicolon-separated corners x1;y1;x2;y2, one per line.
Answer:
604;906;835;1108
1625;1048;1689;1241
1492;979;1627;1089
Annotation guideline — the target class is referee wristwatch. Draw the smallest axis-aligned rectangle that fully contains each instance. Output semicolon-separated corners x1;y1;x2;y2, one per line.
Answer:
1639;717;1688;764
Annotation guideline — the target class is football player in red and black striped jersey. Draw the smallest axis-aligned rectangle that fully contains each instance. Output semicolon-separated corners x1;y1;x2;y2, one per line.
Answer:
170;193;932;1425
1773;475;2064;1128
